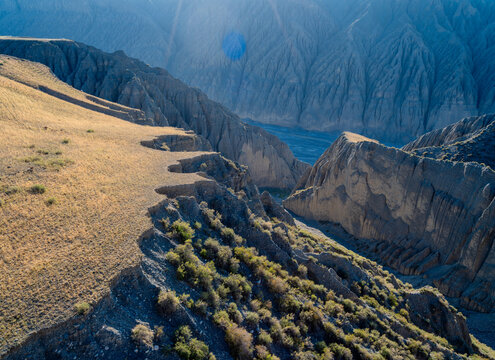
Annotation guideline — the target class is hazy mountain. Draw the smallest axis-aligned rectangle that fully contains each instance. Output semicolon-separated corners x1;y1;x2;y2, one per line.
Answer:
1;0;495;142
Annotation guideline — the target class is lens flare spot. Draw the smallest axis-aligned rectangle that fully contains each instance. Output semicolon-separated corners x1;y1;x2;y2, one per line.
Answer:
222;32;246;61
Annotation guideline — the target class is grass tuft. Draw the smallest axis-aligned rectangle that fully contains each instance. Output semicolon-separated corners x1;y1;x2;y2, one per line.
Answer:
29;184;46;194
74;302;91;315
45;197;57;206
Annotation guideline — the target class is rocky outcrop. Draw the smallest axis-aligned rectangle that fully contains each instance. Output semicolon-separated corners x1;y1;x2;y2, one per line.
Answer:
284;131;495;312
0;37;308;189
403;114;495;169
405;288;471;351
141;132;212;152
2;0;495;142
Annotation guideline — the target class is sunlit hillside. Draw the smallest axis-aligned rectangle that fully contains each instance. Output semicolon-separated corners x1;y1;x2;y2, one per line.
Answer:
0;54;211;351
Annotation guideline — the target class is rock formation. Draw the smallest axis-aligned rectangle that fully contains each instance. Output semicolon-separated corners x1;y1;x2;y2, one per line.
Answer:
284;120;495;313
2;0;495;142
0;37;308;189
403;114;495;169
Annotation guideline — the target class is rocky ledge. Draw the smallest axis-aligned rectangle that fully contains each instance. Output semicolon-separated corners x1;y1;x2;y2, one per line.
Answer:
284;128;495;313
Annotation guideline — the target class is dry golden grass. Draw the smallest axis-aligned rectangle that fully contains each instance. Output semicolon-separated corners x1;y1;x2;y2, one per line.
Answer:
0;55;211;352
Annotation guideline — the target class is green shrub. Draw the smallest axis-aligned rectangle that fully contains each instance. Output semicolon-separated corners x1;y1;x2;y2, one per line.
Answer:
297;264;308;278
257;329;272;346
254;345;279;360
244;311;260;328
223;274;252;301
1;185;21;195
399;308;409;320
225;325;253;360
342;299;357;313
194;221;202;230
328;343;352;360
213;310;232;329
174;326;213;360
266;276;288;294
62;138;70;144
279;293;302;313
74;302;91;315
172;220;195;242
193;299;208;316
45;197;57;206
227;302;243;324
131;323;154;347
30;184;46;194
388;294;399;308
157;290;179;315
87;129;95;133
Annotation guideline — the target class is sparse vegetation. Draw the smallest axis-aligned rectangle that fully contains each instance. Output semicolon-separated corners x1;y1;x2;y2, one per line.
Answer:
171;220;195;242
157;290;179;315
174;325;214;360
225;325;253;360
1;55;491;359
29;184;46;194
74;302;91;315
1;185;21;195
0;56;210;353
45;197;57;206
131;323;154;347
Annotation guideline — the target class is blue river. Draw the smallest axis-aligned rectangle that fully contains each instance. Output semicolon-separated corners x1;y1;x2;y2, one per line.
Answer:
243;119;340;165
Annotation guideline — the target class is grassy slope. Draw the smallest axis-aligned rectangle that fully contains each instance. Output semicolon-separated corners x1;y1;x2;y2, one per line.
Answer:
0;55;211;351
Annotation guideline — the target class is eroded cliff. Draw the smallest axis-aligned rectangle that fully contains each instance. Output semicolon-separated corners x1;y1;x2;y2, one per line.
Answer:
2;0;495;142
284;128;495;313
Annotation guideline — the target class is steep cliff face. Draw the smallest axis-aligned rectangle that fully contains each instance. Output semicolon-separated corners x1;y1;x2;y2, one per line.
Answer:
284;130;495;312
1;0;495;142
0;37;308;189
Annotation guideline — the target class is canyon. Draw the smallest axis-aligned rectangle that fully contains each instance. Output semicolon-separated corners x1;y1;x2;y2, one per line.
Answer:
2;54;491;359
0;37;308;190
